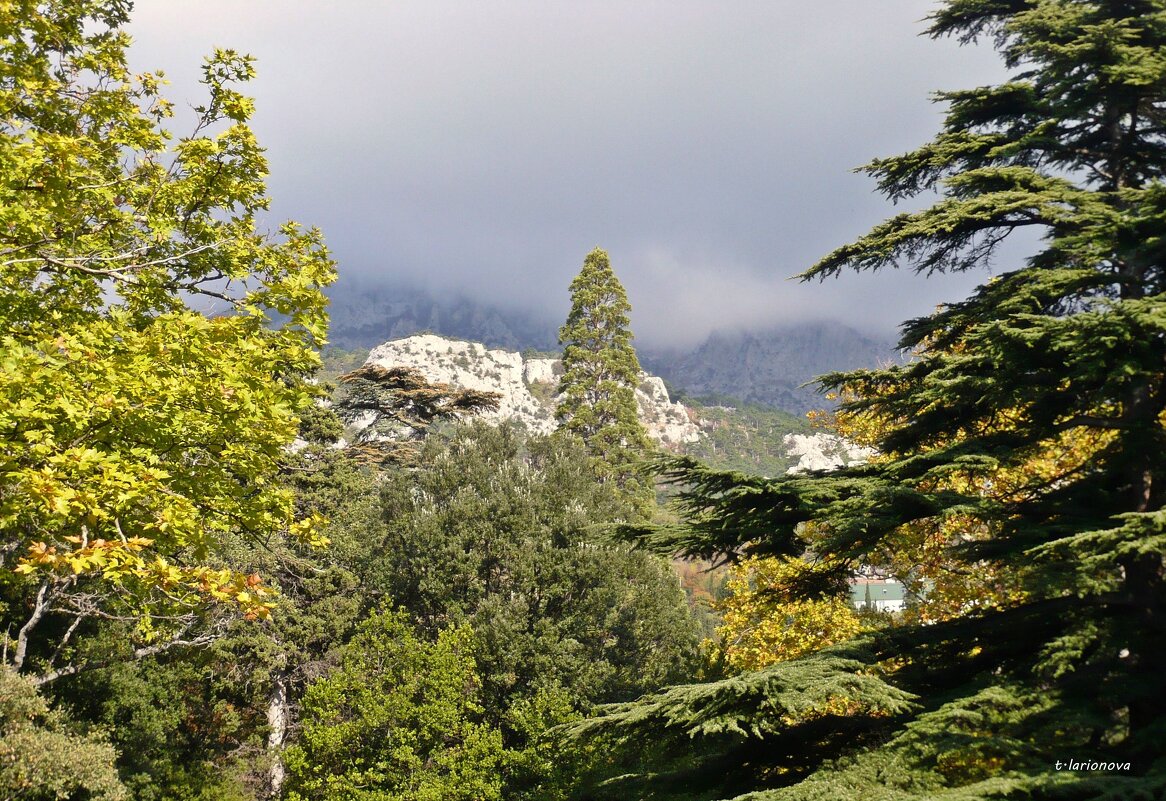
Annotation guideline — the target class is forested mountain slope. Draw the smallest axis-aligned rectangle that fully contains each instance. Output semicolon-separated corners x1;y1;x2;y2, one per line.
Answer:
642;323;900;415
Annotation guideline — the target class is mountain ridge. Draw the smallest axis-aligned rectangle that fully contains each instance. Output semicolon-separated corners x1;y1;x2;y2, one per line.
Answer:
327;282;900;415
642;323;899;415
348;334;702;449
329;334;876;478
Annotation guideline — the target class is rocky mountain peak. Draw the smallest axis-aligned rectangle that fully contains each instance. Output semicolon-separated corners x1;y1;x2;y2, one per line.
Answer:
360;335;701;447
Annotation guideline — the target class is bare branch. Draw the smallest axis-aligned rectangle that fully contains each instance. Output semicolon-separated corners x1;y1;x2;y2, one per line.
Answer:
12;580;52;671
31;629;223;686
47;615;84;671
0;240;228;271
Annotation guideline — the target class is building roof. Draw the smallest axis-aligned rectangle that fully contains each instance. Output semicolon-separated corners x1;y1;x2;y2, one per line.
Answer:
850;578;906;605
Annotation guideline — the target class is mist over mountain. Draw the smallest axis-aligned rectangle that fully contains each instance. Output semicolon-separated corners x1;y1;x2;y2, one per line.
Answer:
326;282;899;414
642;325;900;415
327;281;560;353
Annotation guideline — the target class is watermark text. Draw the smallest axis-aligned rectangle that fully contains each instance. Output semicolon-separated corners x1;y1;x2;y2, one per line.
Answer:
1054;759;1131;772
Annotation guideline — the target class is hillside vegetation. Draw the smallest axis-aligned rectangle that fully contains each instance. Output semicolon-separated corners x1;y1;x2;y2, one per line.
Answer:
6;3;1165;801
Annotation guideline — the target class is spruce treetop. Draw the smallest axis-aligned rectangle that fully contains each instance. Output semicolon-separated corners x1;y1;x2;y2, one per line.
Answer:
556;248;654;519
558;248;642;382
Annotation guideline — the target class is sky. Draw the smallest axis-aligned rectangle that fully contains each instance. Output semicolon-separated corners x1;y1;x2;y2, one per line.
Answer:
127;2;1013;348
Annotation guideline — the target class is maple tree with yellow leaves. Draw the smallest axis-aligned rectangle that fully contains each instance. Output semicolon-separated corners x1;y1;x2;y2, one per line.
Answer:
1;1;334;682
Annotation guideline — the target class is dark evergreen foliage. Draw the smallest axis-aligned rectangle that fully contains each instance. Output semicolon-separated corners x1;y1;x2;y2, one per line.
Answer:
0;668;128;800
557;248;656;518
335;363;501;465
283;610;505;801
373;421;700;720
573;2;1166;798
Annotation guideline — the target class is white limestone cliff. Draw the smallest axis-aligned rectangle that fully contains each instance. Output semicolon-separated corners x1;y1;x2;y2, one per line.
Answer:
360;335;701;446
635;375;702;447
364;334;557;434
783;432;876;474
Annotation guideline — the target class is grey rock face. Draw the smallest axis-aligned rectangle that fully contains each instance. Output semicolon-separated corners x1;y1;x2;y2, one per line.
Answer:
327;283;558;352
642;323;900;414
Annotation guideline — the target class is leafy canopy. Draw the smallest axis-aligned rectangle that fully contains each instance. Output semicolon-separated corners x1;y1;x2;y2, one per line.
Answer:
0;0;335;666
373;422;699;716
710;556;864;673
0;668;128;801
284;609;504;801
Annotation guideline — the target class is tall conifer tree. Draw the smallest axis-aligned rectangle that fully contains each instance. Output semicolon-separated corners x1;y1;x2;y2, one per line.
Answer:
556;248;654;519
568;2;1166;798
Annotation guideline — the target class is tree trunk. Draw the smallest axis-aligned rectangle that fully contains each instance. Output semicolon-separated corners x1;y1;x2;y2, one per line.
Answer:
265;672;291;799
12;581;51;672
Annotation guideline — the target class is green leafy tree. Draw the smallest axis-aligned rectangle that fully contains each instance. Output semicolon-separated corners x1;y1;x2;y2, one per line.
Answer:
0;668;127;800
51;648;262;801
0;1;334;682
372;422;698;797
569;2;1166;798
556;248;654;519
283;609;504;801
43;401;530;801
43;414;386;801
374;422;698;710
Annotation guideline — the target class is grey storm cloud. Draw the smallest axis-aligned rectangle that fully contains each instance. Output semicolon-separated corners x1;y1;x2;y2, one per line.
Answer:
128;1;1010;347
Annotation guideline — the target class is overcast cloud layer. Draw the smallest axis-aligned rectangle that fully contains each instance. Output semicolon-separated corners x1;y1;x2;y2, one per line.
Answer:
128;2;1010;347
